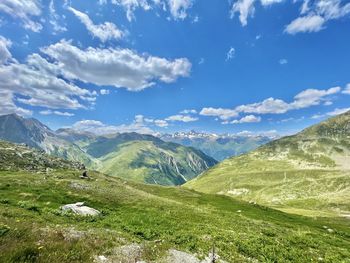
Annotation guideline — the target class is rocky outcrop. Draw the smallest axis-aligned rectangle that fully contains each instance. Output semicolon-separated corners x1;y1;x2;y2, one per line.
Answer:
61;202;100;216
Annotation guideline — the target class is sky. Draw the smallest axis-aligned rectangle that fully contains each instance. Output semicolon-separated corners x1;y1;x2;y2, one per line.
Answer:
0;0;350;136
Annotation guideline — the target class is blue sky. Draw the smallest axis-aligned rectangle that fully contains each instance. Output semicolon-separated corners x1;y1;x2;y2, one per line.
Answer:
0;0;350;135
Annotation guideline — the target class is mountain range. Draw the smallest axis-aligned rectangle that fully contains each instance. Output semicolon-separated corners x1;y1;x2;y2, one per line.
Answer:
185;110;350;217
160;130;275;161
0;114;217;186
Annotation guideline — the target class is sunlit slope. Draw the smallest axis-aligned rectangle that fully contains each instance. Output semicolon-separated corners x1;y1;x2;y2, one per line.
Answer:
185;111;350;216
83;133;217;186
1;170;350;261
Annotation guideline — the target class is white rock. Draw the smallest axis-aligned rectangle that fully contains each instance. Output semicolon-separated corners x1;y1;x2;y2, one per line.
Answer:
61;202;100;216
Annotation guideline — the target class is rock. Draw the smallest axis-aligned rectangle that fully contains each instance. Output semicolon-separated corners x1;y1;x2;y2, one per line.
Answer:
165;249;201;263
61;202;100;216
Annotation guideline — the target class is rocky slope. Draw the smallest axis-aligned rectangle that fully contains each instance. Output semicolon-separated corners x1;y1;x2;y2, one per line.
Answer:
0;140;83;171
185;111;350;216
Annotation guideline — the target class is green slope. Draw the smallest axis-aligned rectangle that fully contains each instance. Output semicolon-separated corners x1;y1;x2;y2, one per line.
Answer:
185;111;350;217
1;168;350;262
0;140;83;172
82;133;217;185
0;115;217;186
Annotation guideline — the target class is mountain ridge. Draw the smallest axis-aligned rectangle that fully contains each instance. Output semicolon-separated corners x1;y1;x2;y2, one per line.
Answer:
185;111;350;216
0;114;216;186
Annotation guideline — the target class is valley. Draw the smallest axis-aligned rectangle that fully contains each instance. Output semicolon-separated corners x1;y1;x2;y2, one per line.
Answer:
0;142;349;262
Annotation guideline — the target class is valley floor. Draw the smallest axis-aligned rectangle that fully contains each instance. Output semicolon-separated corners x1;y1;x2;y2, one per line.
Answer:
1;170;350;262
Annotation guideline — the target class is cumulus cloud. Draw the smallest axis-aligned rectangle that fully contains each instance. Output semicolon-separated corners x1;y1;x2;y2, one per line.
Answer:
230;0;255;26
100;89;110;95
285;15;325;34
342;83;350;94
312;107;350;119
180;109;197;114
0;36;96;116
68;7;124;42
154;119;169;127
109;0;194;21
39;110;74;117
0;0;42;32
285;0;350;34
71;115;154;135
200;86;342;121
0;36;12;64
49;0;67;34
41;40;191;91
165;114;198;122
0;90;32;117
200;107;239;120
230;0;350;34
260;0;283;6
168;0;194;20
231;115;261;124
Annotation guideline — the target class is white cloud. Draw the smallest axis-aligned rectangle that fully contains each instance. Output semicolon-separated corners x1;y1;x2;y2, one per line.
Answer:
285;15;325;34
111;0;151;21
168;0;193;20
290;87;340;109
68;7;124;42
165;114;198;122
100;89;110;95
200;86;342;121
226;47;235;61
0;0;42;32
0;90;32;117
42;40;191;91
39;110;74;117
49;0;67;34
0;36;12;64
260;0;283;6
71;115;154;135
285;0;350;34
231;115;261;124
0;36;96;116
180;109;197;114
312;107;350;119
154;119;168;127
110;0;194;21
327;107;350;116
342;83;350;94
236;98;290;114
279;58;288;65
230;0;255;26
230;0;350;34
200;107;238;120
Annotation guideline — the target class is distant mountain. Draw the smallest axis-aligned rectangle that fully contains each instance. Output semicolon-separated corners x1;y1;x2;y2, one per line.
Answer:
0;114;217;186
77;132;218;185
160;130;275;160
0;114;94;166
56;128;96;142
185;111;350;216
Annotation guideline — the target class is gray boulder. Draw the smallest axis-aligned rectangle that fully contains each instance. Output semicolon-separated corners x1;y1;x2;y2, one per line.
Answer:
61;202;100;216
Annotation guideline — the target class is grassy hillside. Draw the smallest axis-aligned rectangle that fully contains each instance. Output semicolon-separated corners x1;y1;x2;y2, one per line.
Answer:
185;112;350;217
1;169;350;262
80;133;217;186
0;140;83;172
